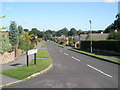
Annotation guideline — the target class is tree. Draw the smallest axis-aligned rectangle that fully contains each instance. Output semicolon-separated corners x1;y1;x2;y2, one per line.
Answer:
24;29;29;32
104;24;115;33
68;28;77;36
29;28;40;36
18;25;24;36
57;27;68;36
9;21;19;57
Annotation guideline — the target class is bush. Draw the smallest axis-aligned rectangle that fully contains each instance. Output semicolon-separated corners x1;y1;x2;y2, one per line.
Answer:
59;40;66;45
69;41;74;47
81;40;120;53
37;38;42;42
0;34;13;54
18;36;32;51
108;31;120;40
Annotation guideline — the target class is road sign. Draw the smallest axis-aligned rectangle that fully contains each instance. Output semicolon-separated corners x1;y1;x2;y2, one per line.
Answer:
26;48;38;66
27;49;38;55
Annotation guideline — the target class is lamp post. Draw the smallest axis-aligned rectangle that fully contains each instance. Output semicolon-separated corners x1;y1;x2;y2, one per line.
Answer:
89;20;92;53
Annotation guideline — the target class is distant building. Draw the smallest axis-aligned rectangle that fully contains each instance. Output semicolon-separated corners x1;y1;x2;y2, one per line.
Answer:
74;33;109;41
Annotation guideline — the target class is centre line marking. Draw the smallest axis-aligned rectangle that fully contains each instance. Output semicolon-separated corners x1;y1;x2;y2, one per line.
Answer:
87;64;112;78
64;52;69;56
72;56;80;62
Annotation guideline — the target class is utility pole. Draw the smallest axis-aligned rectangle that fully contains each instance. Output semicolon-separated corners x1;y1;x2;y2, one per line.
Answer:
89;20;92;53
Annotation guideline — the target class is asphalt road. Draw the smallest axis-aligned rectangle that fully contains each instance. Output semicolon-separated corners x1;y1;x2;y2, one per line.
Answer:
4;41;119;88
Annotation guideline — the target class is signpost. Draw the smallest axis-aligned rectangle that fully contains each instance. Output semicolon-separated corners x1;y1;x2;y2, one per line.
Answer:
26;48;38;66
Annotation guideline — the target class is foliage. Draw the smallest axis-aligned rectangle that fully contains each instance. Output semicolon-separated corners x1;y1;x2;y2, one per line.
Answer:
0;34;12;54
37;38;42;42
9;21;19;46
104;13;120;33
29;28;41;36
18;35;32;51
24;29;29;32
80;40;120;53
59;40;66;45
68;28;77;36
69;41;74;47
107;31;120;40
18;25;24;36
57;27;68;36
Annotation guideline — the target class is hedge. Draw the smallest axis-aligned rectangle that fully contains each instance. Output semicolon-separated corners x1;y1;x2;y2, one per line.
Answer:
80;40;120;53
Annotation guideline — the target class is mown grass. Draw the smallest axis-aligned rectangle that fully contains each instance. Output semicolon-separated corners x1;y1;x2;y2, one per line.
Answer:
36;49;49;58
2;59;51;80
69;48;120;63
41;42;46;48
2;48;52;80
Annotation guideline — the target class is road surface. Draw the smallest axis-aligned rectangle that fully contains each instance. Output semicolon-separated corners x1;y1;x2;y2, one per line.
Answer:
4;41;119;88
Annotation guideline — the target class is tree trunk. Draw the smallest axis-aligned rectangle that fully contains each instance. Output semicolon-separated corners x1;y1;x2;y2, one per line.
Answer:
14;45;18;57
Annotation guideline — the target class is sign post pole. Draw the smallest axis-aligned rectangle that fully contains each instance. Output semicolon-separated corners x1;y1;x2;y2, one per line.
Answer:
34;53;36;65
26;51;29;66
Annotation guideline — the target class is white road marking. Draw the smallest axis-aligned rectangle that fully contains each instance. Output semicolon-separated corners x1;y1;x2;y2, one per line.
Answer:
64;52;69;56
87;64;112;78
60;50;63;52
72;56;80;62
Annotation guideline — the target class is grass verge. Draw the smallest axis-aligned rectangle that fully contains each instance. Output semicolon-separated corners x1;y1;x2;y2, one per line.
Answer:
36;49;49;58
52;42;69;48
2;48;52;80
41;42;46;48
51;42;120;64
69;48;120;63
2;59;51;80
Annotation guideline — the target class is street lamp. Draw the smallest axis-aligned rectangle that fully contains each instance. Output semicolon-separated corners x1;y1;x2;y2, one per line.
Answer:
89;20;92;53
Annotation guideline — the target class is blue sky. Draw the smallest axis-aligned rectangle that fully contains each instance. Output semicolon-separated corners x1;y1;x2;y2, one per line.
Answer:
1;2;118;31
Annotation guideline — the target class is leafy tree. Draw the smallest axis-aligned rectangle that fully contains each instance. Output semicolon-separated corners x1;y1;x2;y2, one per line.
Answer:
104;24;115;33
29;28;40;36
24;29;29;32
18;25;24;36
68;28;77;36
57;27;68;36
107;31;120;40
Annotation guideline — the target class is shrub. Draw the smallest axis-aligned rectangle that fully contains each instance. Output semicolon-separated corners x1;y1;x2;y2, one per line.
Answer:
69;41;74;47
59;40;66;45
18;36;32;51
108;31;120;40
0;34;12;54
37;38;42;42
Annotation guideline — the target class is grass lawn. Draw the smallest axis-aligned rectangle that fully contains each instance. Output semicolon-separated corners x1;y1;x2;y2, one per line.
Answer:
2;48;52;80
41;42;46;48
36;49;49;58
2;59;51;80
69;48;120;63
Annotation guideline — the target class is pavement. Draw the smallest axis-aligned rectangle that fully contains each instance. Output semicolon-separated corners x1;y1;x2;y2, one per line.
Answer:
0;42;42;87
3;41;119;88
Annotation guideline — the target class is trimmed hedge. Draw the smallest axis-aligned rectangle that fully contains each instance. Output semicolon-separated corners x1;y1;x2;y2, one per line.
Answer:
80;40;120;53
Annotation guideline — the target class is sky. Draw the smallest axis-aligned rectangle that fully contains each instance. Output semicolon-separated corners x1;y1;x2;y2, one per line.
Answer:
1;1;119;31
